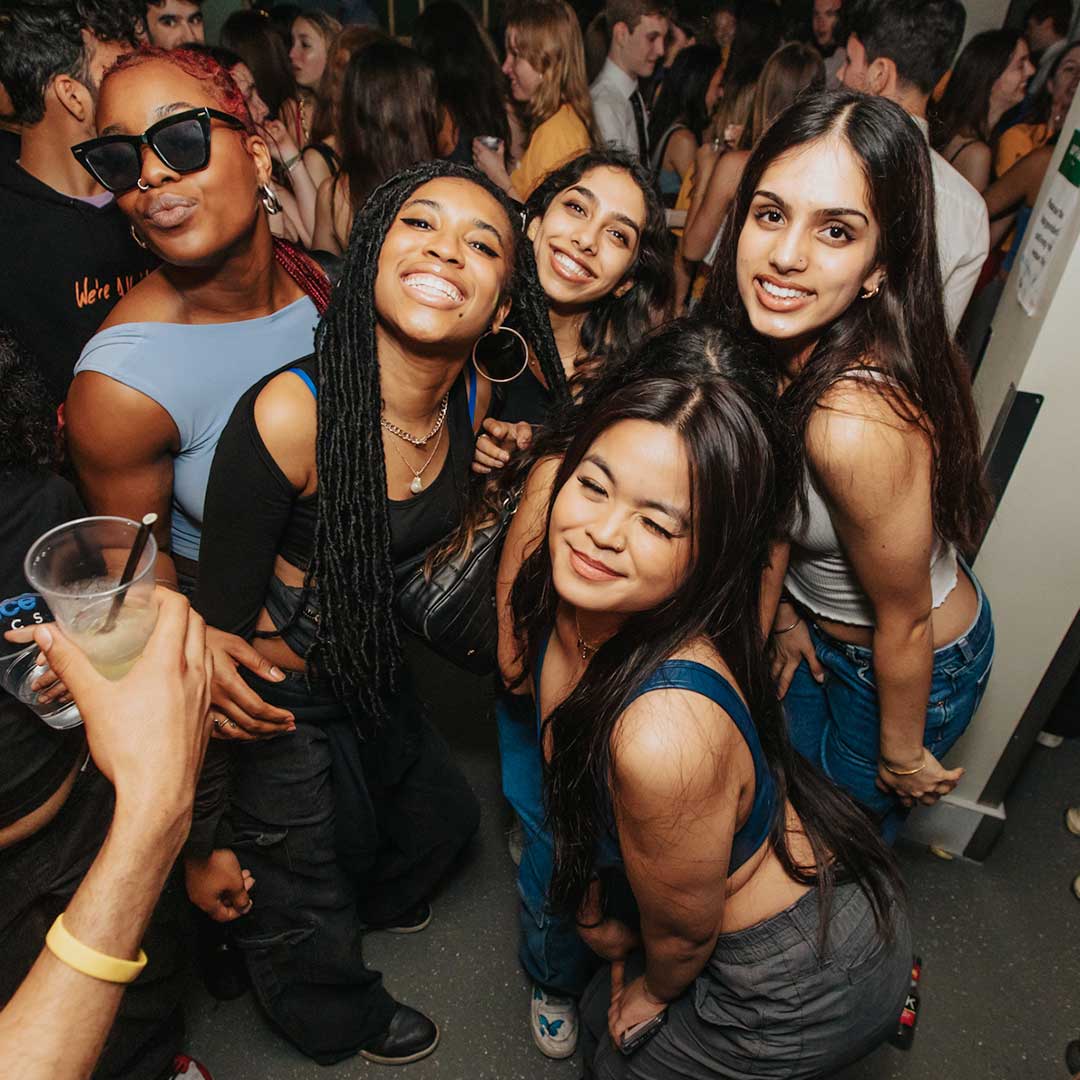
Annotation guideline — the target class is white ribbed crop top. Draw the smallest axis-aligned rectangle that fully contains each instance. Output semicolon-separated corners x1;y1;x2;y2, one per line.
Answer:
786;470;958;627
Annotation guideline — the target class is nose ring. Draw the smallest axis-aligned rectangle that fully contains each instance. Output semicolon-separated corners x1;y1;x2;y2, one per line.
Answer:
137;179;150;192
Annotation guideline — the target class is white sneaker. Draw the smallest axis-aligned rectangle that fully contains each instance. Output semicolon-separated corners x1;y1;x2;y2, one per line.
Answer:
1036;730;1065;748
530;984;578;1059
1067;807;1080;837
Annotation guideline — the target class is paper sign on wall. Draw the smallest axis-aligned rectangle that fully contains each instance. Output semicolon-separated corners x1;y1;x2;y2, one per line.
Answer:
1016;129;1080;317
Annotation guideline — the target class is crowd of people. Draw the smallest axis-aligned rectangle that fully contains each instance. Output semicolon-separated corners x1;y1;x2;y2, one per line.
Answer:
0;0;1075;1076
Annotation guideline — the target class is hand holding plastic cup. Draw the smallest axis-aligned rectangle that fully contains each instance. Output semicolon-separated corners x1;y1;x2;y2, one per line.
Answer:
0;644;82;730
24;515;159;682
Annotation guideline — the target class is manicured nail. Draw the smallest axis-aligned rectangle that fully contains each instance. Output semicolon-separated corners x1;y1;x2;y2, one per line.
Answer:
268;666;284;680
36;627;53;650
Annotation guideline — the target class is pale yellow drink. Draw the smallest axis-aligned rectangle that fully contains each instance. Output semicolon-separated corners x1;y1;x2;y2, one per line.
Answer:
64;583;158;680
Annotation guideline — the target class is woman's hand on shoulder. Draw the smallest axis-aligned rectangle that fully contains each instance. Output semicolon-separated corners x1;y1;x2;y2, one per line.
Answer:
473;417;534;473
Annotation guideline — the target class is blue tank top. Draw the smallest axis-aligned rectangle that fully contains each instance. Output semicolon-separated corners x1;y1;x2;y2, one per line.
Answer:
74;297;319;562
536;638;777;875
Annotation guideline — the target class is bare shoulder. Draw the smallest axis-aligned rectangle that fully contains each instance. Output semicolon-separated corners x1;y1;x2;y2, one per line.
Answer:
807;376;931;504
253;370;318;489
66;371;177;459
613;679;739;803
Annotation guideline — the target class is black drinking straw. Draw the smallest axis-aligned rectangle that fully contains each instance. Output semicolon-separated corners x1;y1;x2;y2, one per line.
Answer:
101;513;157;634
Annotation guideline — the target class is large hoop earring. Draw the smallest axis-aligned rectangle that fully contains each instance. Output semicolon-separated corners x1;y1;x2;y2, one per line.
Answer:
261;183;282;216
471;325;530;383
130;224;149;251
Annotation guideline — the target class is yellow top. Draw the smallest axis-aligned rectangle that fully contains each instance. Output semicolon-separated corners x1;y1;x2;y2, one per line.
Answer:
511;104;592;200
995;122;1052;179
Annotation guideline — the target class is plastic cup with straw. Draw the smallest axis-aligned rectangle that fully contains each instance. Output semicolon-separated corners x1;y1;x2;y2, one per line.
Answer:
24;514;160;681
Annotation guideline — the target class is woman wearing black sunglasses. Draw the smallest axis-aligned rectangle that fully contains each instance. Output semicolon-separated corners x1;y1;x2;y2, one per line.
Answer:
65;46;326;738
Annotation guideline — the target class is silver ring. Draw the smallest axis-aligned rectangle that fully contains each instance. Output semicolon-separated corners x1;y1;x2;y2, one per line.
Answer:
211;713;224;729
136;178;150;192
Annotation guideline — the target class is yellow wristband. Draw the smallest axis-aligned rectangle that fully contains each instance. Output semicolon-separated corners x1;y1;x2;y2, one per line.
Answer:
45;914;148;984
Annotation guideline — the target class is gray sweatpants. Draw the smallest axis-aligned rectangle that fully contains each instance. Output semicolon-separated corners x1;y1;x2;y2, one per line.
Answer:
581;881;911;1079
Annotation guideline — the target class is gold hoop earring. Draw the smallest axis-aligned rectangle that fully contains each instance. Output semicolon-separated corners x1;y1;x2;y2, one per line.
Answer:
861;281;883;299
130;224;149;251
260;183;282;216
471;325;530;383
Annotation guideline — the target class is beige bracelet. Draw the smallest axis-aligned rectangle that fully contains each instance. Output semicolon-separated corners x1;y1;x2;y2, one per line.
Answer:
881;757;926;777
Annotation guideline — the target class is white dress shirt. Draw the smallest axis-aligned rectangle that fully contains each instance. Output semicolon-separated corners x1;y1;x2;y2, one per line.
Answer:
912;115;990;334
590;57;642;158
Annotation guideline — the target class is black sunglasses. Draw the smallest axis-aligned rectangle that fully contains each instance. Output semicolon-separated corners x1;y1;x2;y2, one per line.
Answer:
71;107;247;194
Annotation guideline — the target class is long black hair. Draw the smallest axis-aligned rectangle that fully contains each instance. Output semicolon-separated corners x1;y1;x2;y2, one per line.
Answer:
412;0;511;162
647;44;724;148
510;321;903;937
930;29;1025;148
705;89;991;552
524;150;674;383
310;160;560;718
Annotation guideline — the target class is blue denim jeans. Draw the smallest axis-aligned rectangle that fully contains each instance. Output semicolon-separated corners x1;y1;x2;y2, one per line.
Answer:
785;567;994;842
497;691;598;997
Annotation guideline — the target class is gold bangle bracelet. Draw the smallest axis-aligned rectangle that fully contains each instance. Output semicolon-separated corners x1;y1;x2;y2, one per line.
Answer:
881;759;926;777
771;617;801;635
45;914;148;984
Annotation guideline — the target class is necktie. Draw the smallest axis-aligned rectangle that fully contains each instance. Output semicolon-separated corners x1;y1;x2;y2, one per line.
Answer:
630;89;649;164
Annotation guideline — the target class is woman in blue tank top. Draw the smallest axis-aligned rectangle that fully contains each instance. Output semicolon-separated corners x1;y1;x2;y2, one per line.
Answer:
497;328;911;1077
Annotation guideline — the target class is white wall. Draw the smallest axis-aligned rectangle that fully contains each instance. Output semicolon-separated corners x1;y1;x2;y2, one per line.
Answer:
961;0;1013;46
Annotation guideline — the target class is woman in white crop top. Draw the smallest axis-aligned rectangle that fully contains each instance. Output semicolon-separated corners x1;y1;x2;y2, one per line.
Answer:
703;90;995;840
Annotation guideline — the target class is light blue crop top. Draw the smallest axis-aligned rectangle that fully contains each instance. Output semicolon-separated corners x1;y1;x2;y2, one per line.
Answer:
74;297;318;562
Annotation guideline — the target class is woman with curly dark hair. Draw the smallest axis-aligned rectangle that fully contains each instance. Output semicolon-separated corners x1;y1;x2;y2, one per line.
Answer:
474;149;673;454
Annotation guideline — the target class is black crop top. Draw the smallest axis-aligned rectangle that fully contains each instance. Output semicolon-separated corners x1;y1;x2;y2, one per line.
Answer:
196;354;475;640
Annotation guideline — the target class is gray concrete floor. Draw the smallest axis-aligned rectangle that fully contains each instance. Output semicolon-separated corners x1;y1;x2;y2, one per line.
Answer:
186;649;1080;1079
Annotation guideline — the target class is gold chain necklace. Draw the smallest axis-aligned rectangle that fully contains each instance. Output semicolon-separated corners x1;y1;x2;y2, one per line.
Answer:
380;393;449;447
385;423;444;494
575;612;600;662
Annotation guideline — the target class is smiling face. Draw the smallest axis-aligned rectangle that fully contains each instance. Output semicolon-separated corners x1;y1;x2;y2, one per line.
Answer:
550;419;693;617
373;177;514;356
96;60;268;266
1050;45;1080;119
617;13;668;81
736;135;883;348
992;39;1035;110
145;0;205;49
527;165;645;313
502;28;544;103
290;17;330;91
229;62;269;127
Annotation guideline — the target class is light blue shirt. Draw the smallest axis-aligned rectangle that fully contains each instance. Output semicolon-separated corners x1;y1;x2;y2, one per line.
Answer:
74;297;319;562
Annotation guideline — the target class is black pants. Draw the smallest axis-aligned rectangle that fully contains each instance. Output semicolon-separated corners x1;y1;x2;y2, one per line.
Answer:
227;670;481;1065
0;764;186;1080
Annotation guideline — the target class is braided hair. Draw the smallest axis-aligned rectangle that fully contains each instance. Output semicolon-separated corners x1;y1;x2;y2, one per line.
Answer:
310;160;561;720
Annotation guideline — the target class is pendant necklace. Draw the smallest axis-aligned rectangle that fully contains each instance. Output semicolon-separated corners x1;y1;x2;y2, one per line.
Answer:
386;423;445;494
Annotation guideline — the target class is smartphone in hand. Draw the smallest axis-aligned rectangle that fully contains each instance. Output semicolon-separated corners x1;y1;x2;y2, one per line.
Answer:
618;1011;667;1055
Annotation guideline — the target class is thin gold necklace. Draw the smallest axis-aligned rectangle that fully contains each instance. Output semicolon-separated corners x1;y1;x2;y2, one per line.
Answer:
385;423;444;494
574;612;600;661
